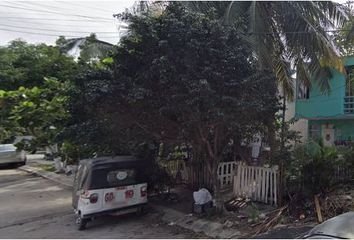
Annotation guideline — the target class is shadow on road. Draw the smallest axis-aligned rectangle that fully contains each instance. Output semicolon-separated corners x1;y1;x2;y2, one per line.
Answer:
254;226;312;239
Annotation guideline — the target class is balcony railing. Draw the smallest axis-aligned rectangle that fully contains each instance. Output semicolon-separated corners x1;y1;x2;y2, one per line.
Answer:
344;96;354;114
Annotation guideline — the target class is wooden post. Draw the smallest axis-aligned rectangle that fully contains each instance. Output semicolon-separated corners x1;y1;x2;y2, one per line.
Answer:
257;168;261;201
265;169;269;204
270;171;274;205
274;170;278;206
262;168;265;203
314;195;323;223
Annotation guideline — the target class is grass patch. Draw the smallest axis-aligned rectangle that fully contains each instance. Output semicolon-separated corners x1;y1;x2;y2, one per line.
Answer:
38;164;56;172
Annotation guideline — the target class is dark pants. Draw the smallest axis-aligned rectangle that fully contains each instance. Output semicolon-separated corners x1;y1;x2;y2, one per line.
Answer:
193;201;213;213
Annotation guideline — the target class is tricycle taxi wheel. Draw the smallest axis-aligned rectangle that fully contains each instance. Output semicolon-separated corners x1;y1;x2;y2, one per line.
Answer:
76;217;88;230
136;206;146;216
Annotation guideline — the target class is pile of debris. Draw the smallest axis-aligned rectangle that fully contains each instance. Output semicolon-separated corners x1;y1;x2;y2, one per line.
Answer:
287;185;354;224
220;186;354;237
318;190;354;221
222;188;353;237
249;205;288;236
222;197;287;236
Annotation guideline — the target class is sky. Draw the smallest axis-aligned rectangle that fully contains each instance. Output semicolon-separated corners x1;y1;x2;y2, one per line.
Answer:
0;0;350;46
0;0;136;46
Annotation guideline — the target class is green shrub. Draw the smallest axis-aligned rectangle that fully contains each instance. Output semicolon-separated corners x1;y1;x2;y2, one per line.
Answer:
285;140;342;197
337;146;354;174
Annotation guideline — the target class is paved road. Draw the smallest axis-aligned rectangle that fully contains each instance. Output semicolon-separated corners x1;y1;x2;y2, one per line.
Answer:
0;168;202;238
254;225;313;239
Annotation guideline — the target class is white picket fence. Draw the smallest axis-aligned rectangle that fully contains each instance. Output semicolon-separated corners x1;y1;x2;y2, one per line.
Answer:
218;161;238;189
233;162;279;206
166;160;279;207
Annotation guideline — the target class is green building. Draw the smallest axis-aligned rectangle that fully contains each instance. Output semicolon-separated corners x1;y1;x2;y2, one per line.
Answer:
295;57;354;146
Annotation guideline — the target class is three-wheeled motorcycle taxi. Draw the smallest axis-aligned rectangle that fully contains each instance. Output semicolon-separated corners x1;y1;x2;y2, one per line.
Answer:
72;156;148;230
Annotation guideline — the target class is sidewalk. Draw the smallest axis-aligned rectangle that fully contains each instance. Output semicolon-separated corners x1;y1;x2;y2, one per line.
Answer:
158;205;241;238
20;164;73;189
18;157;243;238
20;156;73;189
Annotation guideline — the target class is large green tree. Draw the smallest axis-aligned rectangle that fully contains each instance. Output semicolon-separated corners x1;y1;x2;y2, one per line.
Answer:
0;40;79;90
0;40;80;150
111;3;279;207
0;77;69;151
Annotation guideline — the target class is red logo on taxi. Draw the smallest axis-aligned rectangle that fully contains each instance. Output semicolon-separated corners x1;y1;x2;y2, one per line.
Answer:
125;190;134;198
105;192;114;202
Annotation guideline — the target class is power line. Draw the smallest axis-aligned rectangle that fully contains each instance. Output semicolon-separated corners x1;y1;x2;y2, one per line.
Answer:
0;2;114;21
0;27;83;38
68;2;117;14
0;16;128;30
0;3;115;21
35;1;114;15
10;1;110;15
0;27;119;38
0;16;113;22
0;18;117;28
0;23;119;35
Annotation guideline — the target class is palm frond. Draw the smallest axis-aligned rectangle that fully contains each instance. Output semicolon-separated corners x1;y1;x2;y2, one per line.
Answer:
183;1;348;96
224;1;250;25
296;58;312;89
184;1;230;17
315;1;347;26
274;57;294;100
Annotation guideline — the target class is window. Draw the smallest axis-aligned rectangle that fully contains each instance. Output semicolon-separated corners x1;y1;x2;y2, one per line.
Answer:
89;167;143;189
106;169;137;187
0;144;16;152
309;124;321;139
346;66;354;96
79;165;88;189
297;82;310;99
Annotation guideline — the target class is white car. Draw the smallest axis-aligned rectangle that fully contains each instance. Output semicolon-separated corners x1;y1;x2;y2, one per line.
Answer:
0;144;26;167
304;211;354;239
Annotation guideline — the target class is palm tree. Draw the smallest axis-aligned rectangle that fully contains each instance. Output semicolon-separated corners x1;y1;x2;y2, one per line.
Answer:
187;1;348;99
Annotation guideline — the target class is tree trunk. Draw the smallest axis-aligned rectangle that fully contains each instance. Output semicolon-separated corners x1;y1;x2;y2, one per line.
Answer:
189;144;202;190
268;122;277;162
278;95;287;206
210;157;223;212
280;96;286;153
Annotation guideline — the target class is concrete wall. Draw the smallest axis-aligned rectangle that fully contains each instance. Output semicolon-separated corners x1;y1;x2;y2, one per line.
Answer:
295;68;346;119
286;99;308;143
295;56;354;119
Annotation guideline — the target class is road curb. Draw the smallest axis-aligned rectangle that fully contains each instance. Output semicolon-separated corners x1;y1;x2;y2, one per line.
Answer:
19;165;73;190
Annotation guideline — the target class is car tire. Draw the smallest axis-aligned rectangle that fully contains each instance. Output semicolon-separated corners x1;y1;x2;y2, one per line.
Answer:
76;217;88;231
136;206;146;216
9;163;18;169
16;159;26;168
